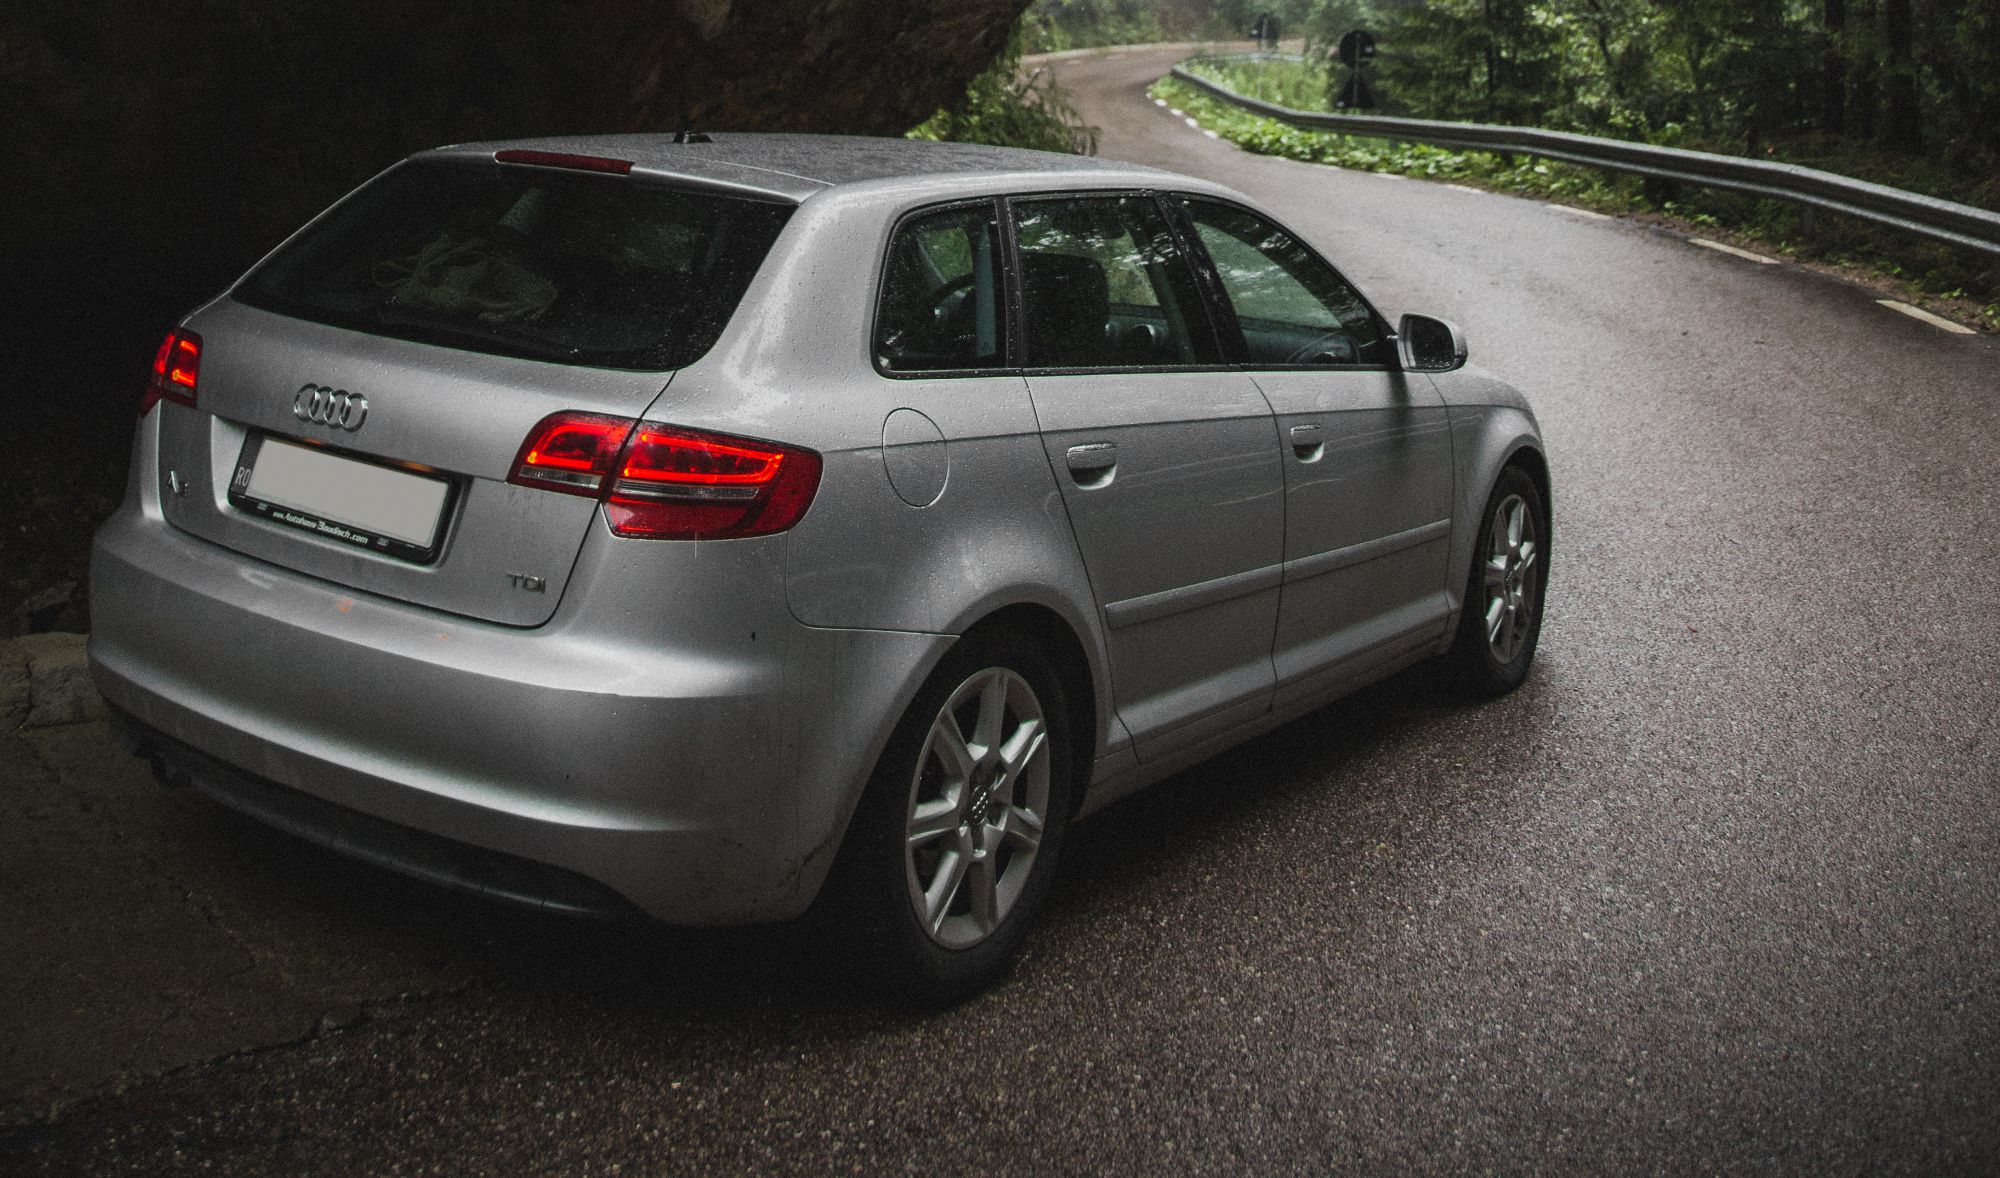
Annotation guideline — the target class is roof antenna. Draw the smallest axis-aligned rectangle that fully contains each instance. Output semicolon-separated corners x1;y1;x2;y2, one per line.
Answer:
673;109;712;145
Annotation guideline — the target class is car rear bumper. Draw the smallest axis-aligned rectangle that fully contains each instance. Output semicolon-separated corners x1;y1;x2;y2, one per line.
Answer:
89;504;948;925
109;704;644;920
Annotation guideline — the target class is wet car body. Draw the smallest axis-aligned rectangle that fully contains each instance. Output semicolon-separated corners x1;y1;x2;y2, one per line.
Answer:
91;134;1548;996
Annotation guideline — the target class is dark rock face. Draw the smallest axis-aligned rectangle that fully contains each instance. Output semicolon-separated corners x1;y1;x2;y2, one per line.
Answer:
599;0;1037;134
3;0;1031;425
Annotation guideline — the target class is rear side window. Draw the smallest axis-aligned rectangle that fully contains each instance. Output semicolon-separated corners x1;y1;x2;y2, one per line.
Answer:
874;202;1007;374
1011;195;1218;370
235;159;794;371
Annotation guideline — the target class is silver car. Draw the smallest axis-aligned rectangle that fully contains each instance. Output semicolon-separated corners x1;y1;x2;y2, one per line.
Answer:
91;135;1548;1001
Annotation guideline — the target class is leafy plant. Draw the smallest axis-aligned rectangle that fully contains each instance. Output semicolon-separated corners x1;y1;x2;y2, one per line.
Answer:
1158;74;1631;210
910;27;1099;155
1166;48;1995;319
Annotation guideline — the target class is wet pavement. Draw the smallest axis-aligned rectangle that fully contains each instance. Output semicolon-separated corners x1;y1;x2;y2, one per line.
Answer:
4;45;1997;1176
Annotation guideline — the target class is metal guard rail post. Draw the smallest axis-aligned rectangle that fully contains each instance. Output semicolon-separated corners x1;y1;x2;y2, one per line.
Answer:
1171;59;2000;258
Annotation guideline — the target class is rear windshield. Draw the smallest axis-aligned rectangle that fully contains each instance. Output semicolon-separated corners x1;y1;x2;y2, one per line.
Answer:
234;158;794;371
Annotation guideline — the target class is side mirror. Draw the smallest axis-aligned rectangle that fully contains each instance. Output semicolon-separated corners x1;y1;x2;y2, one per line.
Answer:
1397;314;1468;373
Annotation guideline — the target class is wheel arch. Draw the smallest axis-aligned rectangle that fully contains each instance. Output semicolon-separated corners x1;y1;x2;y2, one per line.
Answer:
1504;442;1552;525
1498;440;1552;579
953;602;1101;814
1443;406;1549;637
800;594;1104;921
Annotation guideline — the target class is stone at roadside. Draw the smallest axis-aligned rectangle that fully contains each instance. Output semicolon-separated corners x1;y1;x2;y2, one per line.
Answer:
9;579;76;636
3;632;105;730
0;640;25;730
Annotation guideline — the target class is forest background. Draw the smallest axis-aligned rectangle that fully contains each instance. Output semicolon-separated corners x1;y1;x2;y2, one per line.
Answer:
1024;0;2000;197
951;0;1997;321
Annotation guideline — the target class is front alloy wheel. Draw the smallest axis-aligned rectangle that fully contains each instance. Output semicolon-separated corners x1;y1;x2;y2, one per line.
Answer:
1481;491;1540;665
1446;464;1548;696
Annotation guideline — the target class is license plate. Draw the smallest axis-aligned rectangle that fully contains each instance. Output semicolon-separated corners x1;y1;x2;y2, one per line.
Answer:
229;435;454;563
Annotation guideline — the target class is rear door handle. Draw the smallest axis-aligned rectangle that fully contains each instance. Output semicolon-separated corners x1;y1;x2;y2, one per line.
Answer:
1067;442;1117;471
1065;442;1118;487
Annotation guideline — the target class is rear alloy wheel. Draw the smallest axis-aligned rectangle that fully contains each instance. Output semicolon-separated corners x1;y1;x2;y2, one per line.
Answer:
1447;466;1547;696
830;632;1073;1004
904;664;1053;948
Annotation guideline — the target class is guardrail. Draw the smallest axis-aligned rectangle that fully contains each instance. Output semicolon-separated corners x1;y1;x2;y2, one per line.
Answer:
1171;57;2000;258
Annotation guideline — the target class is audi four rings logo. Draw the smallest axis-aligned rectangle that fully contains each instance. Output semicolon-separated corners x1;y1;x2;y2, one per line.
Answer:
293;384;368;431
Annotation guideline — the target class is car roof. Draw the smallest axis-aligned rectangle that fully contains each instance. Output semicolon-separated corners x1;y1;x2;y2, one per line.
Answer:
422;133;1192;204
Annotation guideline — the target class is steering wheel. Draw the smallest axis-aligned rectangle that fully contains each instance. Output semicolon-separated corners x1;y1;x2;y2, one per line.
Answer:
928;273;978;325
1283;330;1356;365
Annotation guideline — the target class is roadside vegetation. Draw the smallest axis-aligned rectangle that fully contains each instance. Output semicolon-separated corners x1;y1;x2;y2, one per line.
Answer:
990;1;1998;328
1161;65;1632;211
909;26;1099;155
1021;0;1281;49
1161;52;1997;331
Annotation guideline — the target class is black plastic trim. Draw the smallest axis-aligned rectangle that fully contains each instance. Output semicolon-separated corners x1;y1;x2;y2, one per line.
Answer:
108;706;641;923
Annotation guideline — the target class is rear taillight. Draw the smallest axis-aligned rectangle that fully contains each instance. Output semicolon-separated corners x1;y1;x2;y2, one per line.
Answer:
509;412;821;540
605;425;823;539
139;328;201;417
509;412;635;494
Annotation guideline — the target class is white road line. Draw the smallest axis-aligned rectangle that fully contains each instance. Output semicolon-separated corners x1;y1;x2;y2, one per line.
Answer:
1184;117;1200;129
1691;238;1779;265
1154;98;1168;107
1169;108;1185;118
1373;171;1406;180
1203;130;1220;139
1547;204;1612;221
1876;300;1977;334
1445;183;1482;194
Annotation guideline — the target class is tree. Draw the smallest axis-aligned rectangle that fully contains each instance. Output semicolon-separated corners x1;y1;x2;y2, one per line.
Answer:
1879;0;1922;148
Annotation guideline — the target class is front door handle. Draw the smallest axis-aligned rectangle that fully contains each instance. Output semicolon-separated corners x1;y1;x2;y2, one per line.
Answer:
1288;423;1325;461
1065;442;1118;487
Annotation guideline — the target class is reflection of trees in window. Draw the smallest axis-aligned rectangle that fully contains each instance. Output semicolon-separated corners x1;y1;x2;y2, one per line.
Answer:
875;205;1005;373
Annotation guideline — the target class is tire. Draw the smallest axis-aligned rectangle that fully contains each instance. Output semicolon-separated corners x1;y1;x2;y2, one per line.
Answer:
821;630;1075;1006
1445;465;1548;697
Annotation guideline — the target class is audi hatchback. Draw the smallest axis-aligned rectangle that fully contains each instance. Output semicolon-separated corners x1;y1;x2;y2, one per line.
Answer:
92;134;1548;1001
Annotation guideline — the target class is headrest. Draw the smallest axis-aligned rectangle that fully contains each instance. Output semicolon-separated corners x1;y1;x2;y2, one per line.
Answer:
1020;252;1110;367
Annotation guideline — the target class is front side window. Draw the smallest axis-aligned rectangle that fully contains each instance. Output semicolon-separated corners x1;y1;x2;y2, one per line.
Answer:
1181;199;1388;367
1011;195;1218;370
874;202;1007;373
234;158;793;371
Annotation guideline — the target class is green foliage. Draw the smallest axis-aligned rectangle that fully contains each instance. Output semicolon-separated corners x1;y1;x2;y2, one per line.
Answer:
1024;1;1168;51
1018;0;2000;177
910;28;1099;155
1158;67;1994;314
1183;56;1328;109
1159;75;1632;207
1285;5;1997;205
1022;0;1332;51
1130;0;2000;184
1188;1;1999;212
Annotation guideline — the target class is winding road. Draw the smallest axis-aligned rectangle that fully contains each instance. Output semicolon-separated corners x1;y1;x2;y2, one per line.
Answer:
5;44;1997;1175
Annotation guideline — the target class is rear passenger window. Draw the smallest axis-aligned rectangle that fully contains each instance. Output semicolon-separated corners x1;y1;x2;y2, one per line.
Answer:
1011;195;1218;370
875;203;1006;373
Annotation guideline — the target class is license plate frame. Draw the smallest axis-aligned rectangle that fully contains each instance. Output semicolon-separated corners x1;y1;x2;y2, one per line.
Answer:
228;434;457;565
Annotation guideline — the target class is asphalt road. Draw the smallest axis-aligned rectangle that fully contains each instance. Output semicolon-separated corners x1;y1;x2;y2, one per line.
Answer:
6;45;1998;1176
